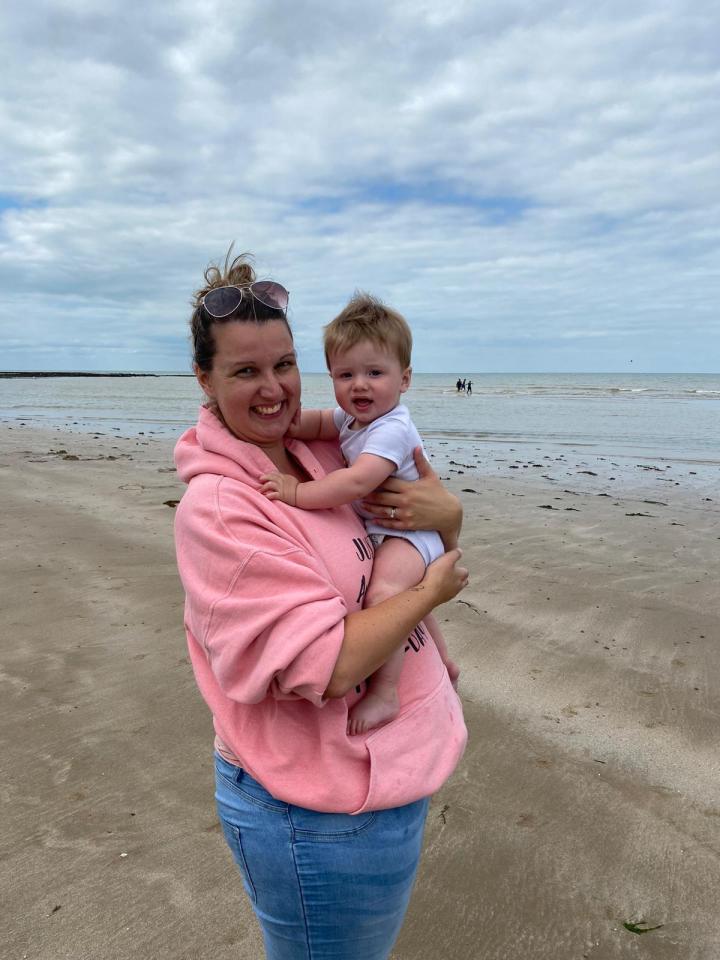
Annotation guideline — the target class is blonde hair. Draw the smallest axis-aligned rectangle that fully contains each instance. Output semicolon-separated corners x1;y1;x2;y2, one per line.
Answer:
189;246;290;371
323;293;412;370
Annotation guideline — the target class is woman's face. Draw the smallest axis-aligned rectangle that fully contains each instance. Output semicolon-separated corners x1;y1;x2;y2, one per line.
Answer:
196;320;300;454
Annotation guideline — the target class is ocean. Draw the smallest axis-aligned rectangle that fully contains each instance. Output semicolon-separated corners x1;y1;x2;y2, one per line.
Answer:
1;372;718;487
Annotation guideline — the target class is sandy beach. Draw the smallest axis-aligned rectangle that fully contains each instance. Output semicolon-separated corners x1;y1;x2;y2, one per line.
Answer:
1;423;719;960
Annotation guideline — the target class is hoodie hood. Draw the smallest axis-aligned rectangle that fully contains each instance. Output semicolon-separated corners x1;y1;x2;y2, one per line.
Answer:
175;405;270;487
174;405;329;489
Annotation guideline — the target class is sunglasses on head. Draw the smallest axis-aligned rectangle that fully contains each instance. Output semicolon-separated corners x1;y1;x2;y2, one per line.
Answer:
201;281;289;319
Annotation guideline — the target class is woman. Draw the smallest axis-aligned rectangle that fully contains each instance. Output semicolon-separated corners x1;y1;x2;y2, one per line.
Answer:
173;251;469;960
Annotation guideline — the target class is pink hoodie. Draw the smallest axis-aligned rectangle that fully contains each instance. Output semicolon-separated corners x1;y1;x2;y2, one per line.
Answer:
174;406;467;813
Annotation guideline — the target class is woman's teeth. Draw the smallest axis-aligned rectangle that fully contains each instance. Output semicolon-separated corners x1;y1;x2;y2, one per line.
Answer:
254;403;282;415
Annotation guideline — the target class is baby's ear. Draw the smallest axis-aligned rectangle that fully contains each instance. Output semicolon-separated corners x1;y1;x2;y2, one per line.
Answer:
400;366;412;392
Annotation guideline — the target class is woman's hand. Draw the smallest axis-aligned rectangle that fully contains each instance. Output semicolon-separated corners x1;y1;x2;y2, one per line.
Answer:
421;548;468;606
361;447;462;549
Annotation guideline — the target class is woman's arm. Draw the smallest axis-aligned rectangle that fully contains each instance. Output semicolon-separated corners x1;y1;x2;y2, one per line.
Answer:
361;447;462;550
324;548;468;698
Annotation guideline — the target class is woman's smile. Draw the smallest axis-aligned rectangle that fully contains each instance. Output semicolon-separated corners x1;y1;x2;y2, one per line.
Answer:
253;401;284;416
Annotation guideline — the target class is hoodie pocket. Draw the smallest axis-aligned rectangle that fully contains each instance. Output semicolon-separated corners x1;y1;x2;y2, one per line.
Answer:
351;675;467;815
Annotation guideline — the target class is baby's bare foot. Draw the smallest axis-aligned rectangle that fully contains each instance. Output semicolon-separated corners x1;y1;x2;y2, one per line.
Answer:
348;686;400;736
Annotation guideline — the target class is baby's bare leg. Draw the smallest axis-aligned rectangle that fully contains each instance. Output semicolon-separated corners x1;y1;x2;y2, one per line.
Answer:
348;537;426;736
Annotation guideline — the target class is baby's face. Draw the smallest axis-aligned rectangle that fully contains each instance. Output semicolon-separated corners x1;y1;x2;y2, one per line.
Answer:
329;340;411;426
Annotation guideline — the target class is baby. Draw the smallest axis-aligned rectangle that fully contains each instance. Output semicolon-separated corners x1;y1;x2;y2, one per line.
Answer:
261;293;459;734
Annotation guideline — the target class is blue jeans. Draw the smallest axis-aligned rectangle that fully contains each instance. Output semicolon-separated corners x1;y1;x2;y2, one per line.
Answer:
214;753;430;959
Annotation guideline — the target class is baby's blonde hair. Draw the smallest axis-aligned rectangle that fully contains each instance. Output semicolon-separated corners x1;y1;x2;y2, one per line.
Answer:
323;293;412;370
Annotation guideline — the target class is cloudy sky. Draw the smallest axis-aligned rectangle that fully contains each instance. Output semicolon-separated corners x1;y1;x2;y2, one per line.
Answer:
1;0;718;373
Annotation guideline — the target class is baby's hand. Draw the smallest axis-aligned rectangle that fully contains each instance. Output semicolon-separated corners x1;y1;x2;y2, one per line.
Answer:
260;472;299;506
286;403;303;438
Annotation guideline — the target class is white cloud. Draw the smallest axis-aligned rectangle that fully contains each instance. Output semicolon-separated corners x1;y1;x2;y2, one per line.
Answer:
0;0;718;372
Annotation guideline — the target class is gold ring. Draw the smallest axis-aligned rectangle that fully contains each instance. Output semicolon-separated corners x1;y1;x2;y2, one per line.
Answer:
389;507;396;520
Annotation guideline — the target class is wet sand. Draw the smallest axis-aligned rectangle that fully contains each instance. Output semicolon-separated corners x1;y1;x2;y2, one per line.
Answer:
1;424;719;960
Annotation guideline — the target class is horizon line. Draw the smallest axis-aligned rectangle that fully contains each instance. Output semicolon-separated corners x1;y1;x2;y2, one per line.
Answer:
1;369;718;378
